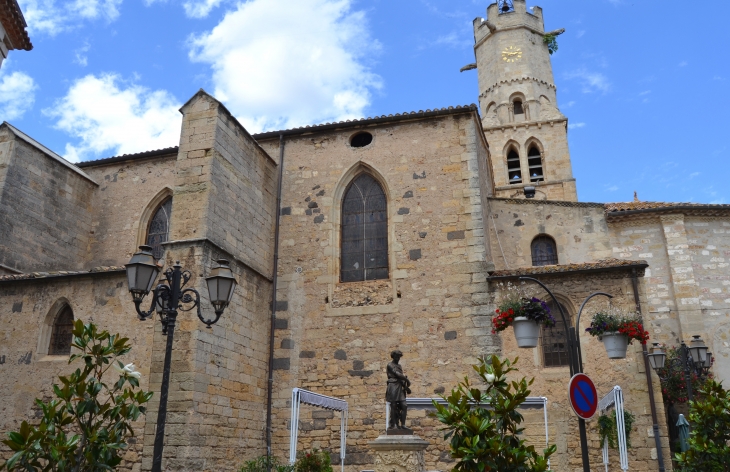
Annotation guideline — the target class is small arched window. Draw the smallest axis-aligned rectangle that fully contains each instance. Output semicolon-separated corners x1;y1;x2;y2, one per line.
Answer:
542;300;570;367
531;235;558;266
507;149;522;184
527;146;544;182
341;174;388;282
147;197;172;259
513;100;524;115
49;305;74;356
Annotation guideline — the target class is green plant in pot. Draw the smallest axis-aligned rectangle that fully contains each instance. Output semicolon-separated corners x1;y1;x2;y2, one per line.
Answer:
585;309;649;359
492;283;556;349
597;409;636;449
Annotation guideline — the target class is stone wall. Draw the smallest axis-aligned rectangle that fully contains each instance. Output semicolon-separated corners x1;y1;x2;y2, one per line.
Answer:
256;111;497;471
0;271;154;471
0;125;97;272
80;154;177;267
487;198;611;269
608;214;730;383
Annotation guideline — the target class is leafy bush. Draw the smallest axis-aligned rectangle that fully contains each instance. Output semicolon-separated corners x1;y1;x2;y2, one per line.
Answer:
295;449;332;472
1;321;153;471
675;380;730;472
431;355;556;472
543;35;558;55
597;409;635;449
656;345;711;405
239;455;295;472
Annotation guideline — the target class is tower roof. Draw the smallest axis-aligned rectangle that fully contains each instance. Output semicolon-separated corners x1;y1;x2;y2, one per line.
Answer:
0;0;32;50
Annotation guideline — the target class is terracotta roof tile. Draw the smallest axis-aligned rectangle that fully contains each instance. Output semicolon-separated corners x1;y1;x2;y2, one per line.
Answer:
0;0;32;50
0;266;126;283
488;258;648;278
603;201;730;212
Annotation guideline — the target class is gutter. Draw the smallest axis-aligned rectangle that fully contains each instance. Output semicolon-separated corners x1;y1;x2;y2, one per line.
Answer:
265;134;285;461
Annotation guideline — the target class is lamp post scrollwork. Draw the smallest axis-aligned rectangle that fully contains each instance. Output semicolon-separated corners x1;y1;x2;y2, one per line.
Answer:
125;245;238;472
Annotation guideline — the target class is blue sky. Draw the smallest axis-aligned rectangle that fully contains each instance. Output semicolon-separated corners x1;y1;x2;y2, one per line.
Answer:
1;0;728;204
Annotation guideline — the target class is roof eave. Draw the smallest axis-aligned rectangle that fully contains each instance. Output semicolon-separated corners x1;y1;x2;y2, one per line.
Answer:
487;262;649;280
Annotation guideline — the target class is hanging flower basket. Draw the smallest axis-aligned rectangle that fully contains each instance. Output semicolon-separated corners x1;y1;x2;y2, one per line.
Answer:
600;332;629;359
492;289;556;349
586;310;649;360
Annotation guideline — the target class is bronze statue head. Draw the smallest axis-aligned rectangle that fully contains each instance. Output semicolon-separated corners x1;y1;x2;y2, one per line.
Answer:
390;350;403;360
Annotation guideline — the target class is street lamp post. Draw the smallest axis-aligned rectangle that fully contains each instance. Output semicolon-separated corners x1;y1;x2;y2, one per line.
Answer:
647;336;713;403
519;276;613;472
125;246;238;472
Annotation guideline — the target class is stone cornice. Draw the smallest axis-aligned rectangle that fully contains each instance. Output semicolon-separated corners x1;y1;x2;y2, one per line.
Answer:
480;77;557;97
482;117;567;132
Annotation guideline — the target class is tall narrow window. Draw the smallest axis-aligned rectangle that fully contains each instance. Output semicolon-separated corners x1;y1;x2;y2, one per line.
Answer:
49;305;74;356
531;235;558;266
542;300;570;367
507;149;522;184
147;198;172;259
341;174;388;282
528;146;544;182
513;100;524;115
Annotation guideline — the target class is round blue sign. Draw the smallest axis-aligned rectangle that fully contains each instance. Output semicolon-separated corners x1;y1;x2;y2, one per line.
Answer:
568;373;598;419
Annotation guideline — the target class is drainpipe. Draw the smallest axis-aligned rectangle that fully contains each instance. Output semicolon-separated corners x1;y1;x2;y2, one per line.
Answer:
266;134;285;465
632;268;666;472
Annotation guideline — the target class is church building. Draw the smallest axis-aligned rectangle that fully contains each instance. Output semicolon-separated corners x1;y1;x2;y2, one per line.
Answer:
1;1;728;471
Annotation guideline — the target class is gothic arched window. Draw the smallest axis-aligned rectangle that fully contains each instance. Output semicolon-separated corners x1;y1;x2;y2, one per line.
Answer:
528;146;544;183
507;149;522;184
531;235;558;266
341;174;388;282
49;305;74;356
542;300;570;367
147;198;172;259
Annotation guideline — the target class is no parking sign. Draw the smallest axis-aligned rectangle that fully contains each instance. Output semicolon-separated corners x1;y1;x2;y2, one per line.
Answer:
568;373;598;420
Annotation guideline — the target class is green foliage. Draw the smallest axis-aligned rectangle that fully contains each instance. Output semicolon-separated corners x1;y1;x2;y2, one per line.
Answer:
239;455;295;472
295;449;333;472
542;35;558;55
431;355;556;472
657;345;711;405
675;380;730;472
596;409;635;449
1;320;153;472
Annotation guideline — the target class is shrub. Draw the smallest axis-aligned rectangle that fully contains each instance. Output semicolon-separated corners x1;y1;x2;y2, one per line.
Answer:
239;455;295;472
1;320;153;471
295;449;333;472
431;355;556;472
675;380;730;472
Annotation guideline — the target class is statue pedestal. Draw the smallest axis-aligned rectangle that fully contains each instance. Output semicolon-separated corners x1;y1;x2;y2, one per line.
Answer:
369;434;429;472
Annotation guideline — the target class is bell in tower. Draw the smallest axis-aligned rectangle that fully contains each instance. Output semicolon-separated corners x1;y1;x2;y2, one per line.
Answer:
498;0;514;13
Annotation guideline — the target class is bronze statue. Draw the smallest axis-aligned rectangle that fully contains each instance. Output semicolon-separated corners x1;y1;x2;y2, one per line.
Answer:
386;350;411;431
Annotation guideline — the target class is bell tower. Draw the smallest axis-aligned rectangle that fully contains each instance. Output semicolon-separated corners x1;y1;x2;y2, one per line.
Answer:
473;0;577;201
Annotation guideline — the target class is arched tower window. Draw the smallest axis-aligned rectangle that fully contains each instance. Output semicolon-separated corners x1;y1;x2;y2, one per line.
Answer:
542;300;571;367
531;235;558;266
528;146;544;183
507;149;522;184
147;197;172;259
513;100;524;115
49;305;74;356
341;173;388;282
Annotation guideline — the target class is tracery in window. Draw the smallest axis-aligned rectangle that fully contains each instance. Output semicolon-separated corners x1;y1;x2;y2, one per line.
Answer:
531;235;558;266
49;305;74;356
507;149;522;184
341;174;388;282
527;145;544;182
147;197;172;259
542;300;570;367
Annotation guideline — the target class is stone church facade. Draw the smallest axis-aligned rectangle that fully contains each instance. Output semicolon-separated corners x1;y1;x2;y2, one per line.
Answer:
1;1;729;471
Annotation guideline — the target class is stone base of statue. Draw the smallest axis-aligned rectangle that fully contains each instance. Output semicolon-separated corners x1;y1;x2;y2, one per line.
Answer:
369;433;429;472
386;426;413;435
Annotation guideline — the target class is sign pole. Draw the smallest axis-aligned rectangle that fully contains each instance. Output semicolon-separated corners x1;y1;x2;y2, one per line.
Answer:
569;327;591;472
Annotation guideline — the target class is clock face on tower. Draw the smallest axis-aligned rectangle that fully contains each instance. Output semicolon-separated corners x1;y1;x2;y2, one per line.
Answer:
502;46;522;63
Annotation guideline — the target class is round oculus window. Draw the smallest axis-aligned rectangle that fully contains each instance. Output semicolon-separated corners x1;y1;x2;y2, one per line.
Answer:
350;132;373;148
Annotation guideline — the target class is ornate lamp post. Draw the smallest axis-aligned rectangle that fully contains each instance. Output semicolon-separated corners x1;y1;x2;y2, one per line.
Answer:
518;276;613;472
648;336;713;402
125;246;238;472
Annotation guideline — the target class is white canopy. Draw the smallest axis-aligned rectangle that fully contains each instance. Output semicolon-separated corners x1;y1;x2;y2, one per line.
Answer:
290;388;348;472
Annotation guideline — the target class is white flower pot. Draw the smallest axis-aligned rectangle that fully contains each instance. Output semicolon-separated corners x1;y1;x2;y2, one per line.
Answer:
601;332;629;359
512;316;540;348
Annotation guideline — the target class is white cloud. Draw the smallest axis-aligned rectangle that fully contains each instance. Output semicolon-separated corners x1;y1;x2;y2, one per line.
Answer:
22;0;121;35
188;0;382;133
568;122;586;129
564;69;611;94
183;0;224;18
606;185;619;192
0;70;37;121
576;30;586;38
678;61;688;67
689;172;700;179
74;42;91;66
564;101;576;108
44;74;181;162
639;90;651;96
